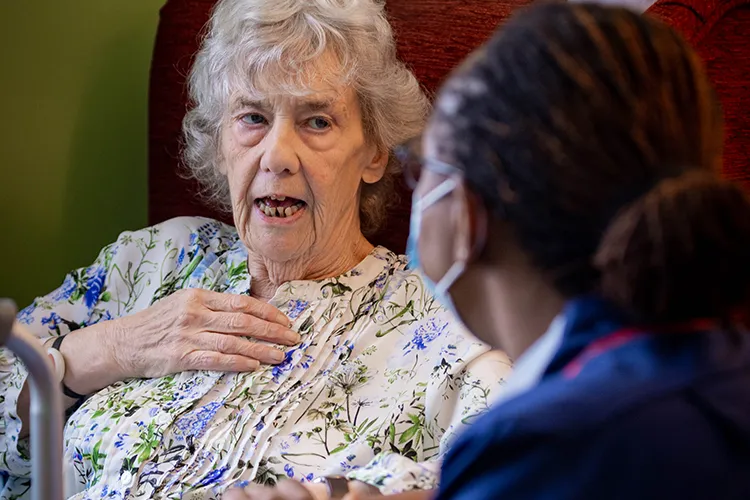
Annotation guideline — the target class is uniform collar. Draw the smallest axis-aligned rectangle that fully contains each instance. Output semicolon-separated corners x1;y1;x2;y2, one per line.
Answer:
543;296;632;379
498;295;632;404
494;313;567;404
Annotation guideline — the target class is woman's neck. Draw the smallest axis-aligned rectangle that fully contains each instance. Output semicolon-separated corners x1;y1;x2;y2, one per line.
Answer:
486;269;565;360
460;241;565;360
247;234;374;302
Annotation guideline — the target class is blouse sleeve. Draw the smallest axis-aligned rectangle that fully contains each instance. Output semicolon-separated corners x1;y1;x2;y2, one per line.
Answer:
345;349;513;494
0;222;181;478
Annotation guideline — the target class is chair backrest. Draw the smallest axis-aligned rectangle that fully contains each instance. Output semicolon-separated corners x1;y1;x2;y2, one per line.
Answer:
647;0;750;190
147;0;530;254
148;0;750;254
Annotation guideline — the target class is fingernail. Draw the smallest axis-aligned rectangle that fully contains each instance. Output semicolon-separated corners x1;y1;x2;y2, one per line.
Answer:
270;348;285;363
278;313;292;327
285;330;301;344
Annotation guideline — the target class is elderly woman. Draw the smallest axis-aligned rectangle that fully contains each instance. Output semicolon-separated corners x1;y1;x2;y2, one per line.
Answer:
0;1;511;498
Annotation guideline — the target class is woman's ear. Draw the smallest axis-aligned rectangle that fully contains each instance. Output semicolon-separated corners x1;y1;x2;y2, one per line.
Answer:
361;148;389;184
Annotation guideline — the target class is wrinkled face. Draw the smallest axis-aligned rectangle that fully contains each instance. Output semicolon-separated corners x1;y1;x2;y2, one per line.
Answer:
218;57;386;263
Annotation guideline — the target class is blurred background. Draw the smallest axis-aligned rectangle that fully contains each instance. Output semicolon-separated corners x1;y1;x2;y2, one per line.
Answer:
0;1;161;307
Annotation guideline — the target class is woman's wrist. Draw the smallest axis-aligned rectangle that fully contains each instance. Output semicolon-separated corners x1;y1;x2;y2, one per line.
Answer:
58;321;124;395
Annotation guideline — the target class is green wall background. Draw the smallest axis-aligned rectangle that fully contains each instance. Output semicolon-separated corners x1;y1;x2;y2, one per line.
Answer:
0;1;163;308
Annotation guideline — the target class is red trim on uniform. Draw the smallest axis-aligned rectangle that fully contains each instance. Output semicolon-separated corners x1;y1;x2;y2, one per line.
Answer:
562;319;720;379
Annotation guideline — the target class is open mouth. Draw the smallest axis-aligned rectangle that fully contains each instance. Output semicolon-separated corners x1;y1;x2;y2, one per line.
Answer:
254;195;306;218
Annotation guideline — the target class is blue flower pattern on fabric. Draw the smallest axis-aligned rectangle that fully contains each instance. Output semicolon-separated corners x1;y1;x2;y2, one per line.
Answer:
403;317;449;355
271;350;296;383
16;304;35;325
40;312;61;331
174;402;222;439
196;223;220;247
51;275;77;302
287;299;309;320
114;433;128;449
195;465;228;487
192;253;218;280
373;273;387;290
84;267;107;309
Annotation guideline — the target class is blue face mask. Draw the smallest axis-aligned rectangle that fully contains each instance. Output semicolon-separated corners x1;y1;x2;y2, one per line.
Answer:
407;177;466;317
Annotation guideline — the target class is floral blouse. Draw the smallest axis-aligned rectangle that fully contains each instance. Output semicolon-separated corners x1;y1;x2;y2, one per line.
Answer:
0;217;512;500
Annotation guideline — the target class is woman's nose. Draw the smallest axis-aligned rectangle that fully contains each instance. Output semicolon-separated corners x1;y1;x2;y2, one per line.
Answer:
259;123;301;175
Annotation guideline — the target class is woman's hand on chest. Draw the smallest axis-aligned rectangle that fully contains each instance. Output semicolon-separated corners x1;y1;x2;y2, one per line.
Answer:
61;288;302;394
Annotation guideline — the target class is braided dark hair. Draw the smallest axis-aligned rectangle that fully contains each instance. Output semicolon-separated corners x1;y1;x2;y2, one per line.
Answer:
431;2;750;323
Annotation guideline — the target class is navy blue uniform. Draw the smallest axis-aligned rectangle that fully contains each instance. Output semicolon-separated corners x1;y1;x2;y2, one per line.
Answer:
438;297;750;500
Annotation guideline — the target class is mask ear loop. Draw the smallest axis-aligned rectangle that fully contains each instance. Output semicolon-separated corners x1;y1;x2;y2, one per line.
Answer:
434;260;466;297
434;180;485;298
414;175;464;297
415;176;459;212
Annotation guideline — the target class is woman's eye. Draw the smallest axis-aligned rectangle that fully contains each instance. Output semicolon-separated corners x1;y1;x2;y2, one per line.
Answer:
241;113;267;126
307;117;331;130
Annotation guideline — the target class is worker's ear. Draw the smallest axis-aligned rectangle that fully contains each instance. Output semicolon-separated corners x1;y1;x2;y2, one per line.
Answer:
450;180;488;266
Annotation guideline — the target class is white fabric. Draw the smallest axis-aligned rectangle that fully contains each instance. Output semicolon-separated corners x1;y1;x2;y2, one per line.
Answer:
494;314;567;405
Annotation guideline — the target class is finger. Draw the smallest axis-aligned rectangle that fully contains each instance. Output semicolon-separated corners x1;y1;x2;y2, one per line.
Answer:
342;494;382;500
348;482;382;497
181;350;260;372
201;332;286;365
241;484;280;500
275;480;316;500
197;290;291;327
207;312;300;346
223;488;251;500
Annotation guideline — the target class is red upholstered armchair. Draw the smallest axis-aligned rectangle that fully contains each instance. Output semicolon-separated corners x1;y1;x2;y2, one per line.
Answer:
148;0;750;254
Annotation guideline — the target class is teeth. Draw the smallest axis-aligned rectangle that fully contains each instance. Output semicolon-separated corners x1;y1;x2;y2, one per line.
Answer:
257;199;304;218
269;195;286;201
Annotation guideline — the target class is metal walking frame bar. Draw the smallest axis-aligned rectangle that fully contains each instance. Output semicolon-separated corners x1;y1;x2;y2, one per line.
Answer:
0;299;63;500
